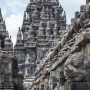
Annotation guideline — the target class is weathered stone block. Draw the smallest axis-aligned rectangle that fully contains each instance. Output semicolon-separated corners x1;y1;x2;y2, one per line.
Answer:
76;32;90;45
65;81;90;90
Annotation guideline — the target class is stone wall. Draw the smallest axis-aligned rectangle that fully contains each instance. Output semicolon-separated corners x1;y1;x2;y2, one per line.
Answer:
30;0;90;90
0;9;23;90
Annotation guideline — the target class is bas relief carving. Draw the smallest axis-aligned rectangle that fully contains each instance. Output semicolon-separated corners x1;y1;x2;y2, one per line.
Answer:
64;50;90;82
26;52;35;63
37;48;48;61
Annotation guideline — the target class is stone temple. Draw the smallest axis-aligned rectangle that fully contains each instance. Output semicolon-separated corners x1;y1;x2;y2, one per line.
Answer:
1;0;90;90
14;0;66;88
0;9;23;90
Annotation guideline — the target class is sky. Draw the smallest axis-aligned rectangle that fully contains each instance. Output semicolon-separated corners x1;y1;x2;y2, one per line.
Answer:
0;0;85;45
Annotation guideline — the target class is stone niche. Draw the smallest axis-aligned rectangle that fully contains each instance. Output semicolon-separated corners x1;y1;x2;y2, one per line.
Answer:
63;30;90;90
85;42;90;59
64;81;90;90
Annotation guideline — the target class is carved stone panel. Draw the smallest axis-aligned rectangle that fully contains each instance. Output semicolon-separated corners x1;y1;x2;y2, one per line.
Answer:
64;81;90;90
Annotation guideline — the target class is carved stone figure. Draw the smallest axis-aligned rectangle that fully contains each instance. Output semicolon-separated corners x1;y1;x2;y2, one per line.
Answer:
83;0;90;28
64;52;84;81
73;12;81;33
64;47;90;82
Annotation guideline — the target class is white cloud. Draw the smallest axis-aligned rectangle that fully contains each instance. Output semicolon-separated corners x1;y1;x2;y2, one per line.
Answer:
2;0;29;45
60;0;85;5
1;0;86;45
5;12;23;45
60;0;85;24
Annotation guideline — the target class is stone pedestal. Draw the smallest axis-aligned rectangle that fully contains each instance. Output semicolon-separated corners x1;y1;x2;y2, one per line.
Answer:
60;86;64;90
0;87;14;90
64;81;90;90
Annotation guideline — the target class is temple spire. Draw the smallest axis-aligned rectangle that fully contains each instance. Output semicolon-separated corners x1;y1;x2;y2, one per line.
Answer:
0;8;2;18
86;0;90;4
17;27;22;40
0;8;3;23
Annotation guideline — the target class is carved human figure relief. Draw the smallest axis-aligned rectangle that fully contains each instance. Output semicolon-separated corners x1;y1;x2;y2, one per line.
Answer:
38;48;48;60
26;53;29;60
64;52;85;81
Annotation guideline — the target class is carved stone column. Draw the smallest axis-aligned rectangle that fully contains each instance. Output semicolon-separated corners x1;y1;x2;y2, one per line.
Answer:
39;82;44;90
85;43;90;59
44;79;49;90
49;75;53;90
0;39;1;49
